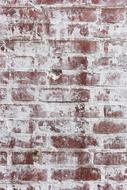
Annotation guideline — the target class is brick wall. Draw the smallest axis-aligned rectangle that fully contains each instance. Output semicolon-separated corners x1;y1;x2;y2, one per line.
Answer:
0;0;127;189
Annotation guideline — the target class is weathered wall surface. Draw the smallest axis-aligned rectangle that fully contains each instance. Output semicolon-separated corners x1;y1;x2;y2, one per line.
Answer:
0;0;127;189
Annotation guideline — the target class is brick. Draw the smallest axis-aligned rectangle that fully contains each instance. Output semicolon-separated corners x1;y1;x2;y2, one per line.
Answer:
39;88;90;102
37;119;87;133
11;168;47;182
93;88;127;103
1;7;45;22
37;56;88;70
51;135;97;148
0;152;7;165
74;104;102;118
11;87;35;101
14;135;46;148
101;9;125;23
0;72;9;85
94;152;127;165
93;120;127;134
0;23;41;40
104;105;125;118
12;152;33;165
68;24;89;37
0;135;15;148
103;137;125;149
104;40;127;55
11;72;46;85
8;120;35;134
0;56;6;68
0;0;127;188
51;167;101;181
8;56;34;70
0;88;7;101
92;0;127;6
49;40;97;54
49;7;96;22
39;151;90;165
105;168;127;181
96;184;125;190
67;56;88;70
102;72;127;86
48;71;100;86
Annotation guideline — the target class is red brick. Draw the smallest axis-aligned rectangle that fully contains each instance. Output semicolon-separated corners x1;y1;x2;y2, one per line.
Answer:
106;169;127;181
96;184;121;190
37;119;86;133
0;72;9;85
48;7;96;22
12;87;35;101
8;120;35;134
39;151;90;165
74;104;102;118
11;72;46;85
48;71;100;86
0;0;127;188
0;56;6;68
94;152;127;165
39;88;90;102
102;71;127;86
104;105;124;118
12;152;33;165
68;24;89;37
49;40;97;54
92;0;127;6
1;7;45;22
104;137;125;149
8;56;34;70
0;135;15;148
30;105;47;118
14;135;46;148
37;56;88;70
67;56;88;70
51;135;97;148
11;168;47;181
0;88;7;101
51;167;101;181
101;9;125;23
93;121;127;134
0;152;7;165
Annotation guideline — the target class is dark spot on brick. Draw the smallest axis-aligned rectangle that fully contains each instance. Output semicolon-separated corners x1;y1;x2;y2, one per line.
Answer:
52;69;62;76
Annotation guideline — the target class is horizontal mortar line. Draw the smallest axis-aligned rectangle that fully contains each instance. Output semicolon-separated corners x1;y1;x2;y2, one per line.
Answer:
4;85;127;89
3;36;127;41
3;148;127;153
3;117;127;121
1;5;127;9
0;116;106;119
3;69;127;72
1;102;127;105
0;149;92;153
4;36;127;40
7;86;127;89
0;38;102;42
3;37;127;42
10;101;127;105
12;101;91;103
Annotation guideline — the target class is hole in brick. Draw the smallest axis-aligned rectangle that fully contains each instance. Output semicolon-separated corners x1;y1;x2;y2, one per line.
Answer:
52;69;62;76
1;46;5;51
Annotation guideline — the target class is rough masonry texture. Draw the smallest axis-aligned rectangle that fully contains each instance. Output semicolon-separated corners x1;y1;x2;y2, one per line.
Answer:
0;0;127;189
